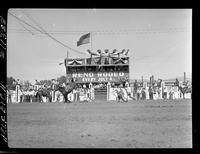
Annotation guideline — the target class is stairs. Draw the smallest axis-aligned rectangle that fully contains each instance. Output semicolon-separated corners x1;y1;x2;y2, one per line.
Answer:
94;88;107;101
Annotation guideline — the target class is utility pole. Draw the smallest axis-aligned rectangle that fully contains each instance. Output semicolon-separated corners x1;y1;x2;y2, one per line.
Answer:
184;72;186;84
90;32;93;51
66;51;69;83
141;76;143;87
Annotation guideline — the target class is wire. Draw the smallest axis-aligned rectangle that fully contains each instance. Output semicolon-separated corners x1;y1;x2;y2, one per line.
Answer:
8;12;45;34
133;38;188;62
8;27;190;35
21;10;87;55
18;21;35;35
8;12;86;56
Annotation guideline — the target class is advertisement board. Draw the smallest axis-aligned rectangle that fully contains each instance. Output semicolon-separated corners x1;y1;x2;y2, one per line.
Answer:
66;72;129;83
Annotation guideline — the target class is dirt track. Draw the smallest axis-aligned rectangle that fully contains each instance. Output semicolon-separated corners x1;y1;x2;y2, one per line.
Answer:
7;99;192;148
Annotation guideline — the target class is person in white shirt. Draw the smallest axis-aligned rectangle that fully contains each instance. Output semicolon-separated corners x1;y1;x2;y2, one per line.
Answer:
104;49;110;64
137;87;141;100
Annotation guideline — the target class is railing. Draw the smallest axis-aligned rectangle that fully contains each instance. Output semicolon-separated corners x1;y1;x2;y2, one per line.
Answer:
65;57;129;66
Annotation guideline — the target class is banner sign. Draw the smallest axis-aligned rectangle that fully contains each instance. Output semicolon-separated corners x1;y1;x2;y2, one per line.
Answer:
66;72;129;83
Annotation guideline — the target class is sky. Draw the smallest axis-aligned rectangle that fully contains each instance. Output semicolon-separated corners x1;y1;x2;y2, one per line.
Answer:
7;9;192;84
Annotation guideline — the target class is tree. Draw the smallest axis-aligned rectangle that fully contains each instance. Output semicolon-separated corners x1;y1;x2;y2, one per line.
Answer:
7;76;16;90
23;80;32;90
39;80;52;86
57;75;66;84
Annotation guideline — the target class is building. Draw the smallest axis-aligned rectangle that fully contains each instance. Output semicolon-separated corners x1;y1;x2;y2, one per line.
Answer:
64;52;130;100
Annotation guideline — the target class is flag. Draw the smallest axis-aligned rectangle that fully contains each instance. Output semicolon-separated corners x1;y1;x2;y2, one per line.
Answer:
125;49;129;56
112;49;117;54
121;49;129;56
59;62;63;65
77;33;90;46
121;49;126;54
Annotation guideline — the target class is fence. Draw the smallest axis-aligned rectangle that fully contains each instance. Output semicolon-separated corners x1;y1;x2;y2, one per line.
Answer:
107;81;192;101
7;81;191;103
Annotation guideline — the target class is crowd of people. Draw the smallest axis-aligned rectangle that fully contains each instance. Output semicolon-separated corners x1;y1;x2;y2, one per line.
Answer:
7;88;37;103
7;79;191;103
7;83;93;103
109;79;192;102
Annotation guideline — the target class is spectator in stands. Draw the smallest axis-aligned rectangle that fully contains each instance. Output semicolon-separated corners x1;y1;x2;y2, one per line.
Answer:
97;49;103;65
104;49;110;64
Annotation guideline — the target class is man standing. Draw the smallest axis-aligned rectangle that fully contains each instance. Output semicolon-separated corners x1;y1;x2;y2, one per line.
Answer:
87;49;99;64
134;80;138;100
163;87;168;99
141;88;146;100
7;89;12;103
157;87;162;99
97;49;103;65
148;86;153;100
104;49;110;64
137;87;141;100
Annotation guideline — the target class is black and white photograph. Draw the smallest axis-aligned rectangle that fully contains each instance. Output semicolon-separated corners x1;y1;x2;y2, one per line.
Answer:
6;9;192;148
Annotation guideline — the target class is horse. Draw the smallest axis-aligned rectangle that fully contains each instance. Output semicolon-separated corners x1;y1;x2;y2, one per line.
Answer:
114;88;128;102
35;88;52;103
54;79;78;103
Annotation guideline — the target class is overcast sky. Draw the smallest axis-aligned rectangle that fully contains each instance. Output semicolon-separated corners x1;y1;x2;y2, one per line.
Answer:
7;9;192;84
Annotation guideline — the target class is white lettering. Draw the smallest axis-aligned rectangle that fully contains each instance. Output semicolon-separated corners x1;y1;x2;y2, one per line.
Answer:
119;72;124;76
83;73;89;77
97;72;102;77
108;72;113;77
109;77;113;81
89;73;94;77
72;73;77;78
77;73;83;78
103;72;107;77
91;78;96;82
82;78;86;82
113;72;117;77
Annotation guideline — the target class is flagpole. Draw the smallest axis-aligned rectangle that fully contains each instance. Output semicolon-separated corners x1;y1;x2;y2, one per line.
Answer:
90;32;93;51
66;51;69;83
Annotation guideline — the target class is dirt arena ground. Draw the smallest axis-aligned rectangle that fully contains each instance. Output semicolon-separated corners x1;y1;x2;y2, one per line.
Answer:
7;99;192;148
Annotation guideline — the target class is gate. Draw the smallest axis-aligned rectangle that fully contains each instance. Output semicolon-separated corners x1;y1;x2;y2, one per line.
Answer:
94;87;107;101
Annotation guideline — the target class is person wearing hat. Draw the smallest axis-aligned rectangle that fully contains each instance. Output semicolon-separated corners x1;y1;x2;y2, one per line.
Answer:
104;49;110;64
97;49;103;65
